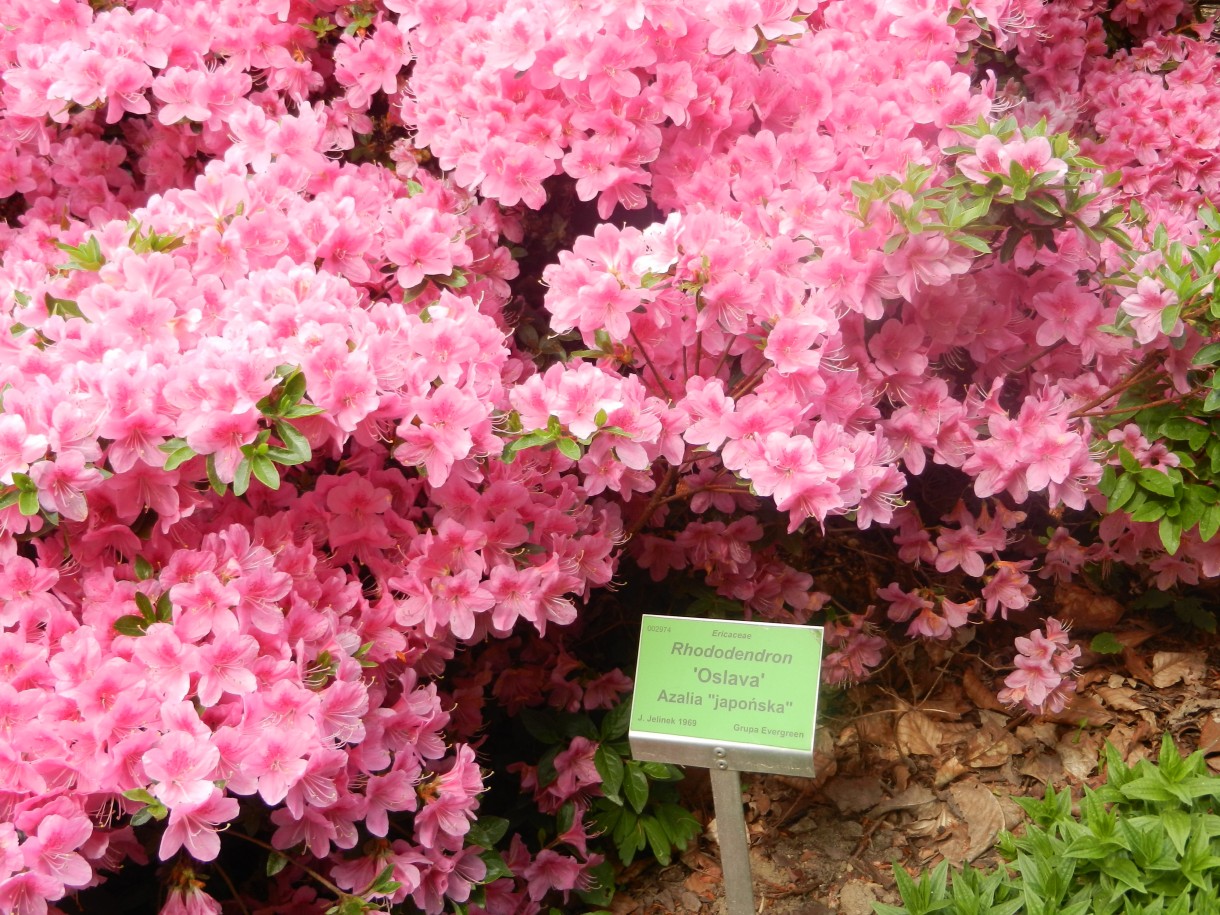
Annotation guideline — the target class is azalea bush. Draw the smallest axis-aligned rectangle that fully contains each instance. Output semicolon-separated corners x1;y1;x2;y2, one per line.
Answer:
2;0;1220;912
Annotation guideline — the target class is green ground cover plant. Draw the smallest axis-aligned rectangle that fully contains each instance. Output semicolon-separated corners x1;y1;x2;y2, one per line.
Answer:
878;736;1220;915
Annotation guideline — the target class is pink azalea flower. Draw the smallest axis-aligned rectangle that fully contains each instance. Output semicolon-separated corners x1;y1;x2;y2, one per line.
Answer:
158;790;239;862
0;414;48;484
20;813;93;891
143;732;220;809
1120;277;1179;344
27;453;102;522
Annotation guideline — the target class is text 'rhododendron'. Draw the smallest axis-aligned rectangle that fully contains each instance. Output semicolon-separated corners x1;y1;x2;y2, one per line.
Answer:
1;0;1218;911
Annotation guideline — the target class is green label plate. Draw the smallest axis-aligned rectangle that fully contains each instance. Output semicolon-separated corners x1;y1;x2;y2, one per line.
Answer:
629;615;822;776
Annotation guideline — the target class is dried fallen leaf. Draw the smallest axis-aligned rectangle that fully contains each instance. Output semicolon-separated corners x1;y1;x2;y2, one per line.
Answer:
1054;583;1125;631
1167;696;1220;729
1016;721;1059;749
964;727;1020;768
1045;693;1112;727
1057;732;1102;781
1019;753;1064;786
907;803;953;839
1111;629;1158;650
1094;685;1146;711
855;712;897;749
948;781;1005;863
610;892;641;915
825;775;885;815
934;756;969;788
869;785;936;818
1201;712;1220;759
1151;651;1207;688
1103;722;1138;762
938;720;982;745
962;666;1007;712
897;710;942;756
1123;647;1155;685
813;726;838;786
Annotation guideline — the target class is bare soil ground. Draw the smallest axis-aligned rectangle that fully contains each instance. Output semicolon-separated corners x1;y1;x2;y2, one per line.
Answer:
614;609;1220;915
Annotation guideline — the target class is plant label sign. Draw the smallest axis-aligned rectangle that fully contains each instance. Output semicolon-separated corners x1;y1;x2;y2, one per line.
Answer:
629;615;823;776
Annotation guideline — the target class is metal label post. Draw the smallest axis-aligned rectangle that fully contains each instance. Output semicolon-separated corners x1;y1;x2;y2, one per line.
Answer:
629;615;824;915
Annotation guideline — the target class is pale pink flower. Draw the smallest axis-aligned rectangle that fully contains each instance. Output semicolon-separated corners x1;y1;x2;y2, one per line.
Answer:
1120;277;1179;344
143;732;220;809
158;790;239;862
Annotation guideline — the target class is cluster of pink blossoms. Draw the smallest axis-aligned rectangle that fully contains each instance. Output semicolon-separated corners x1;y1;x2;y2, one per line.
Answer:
997;618;1081;714
1;0;1219;911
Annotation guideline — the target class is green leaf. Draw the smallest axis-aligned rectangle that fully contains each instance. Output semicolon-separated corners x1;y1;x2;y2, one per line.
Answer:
129;805;162;827
17;489;40;516
556;437;582;460
518;708;562;744
600;698;632;741
251;454;280;490
502;429;556;460
594;745;624;801
114;615;149;637
640;815;672;865
435;268;468;289
271;420;311;465
133;556;154;580
44;294;85;320
575;860;615;908
1160;516;1182;555
1130;500;1165;523
232;456;252;497
1108;473;1137;512
1174;600;1217;634
655;802;701;850
479;849;512;883
1138;470;1176;498
280;370;307;409
160;438;196;471
562;713;599;742
55;236;105;272
949;232;992;254
613;811;644;864
1118;447;1143;473
1162;303;1184;335
266;851;290;876
623;761;649;814
466;815;510;848
280;402;325;418
1161;808;1192;856
1090;632;1123;654
640;762;681;781
1195;505;1215;549
205;454;227;496
1161;417;1204;441
362;864;402;897
133;591;156;620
